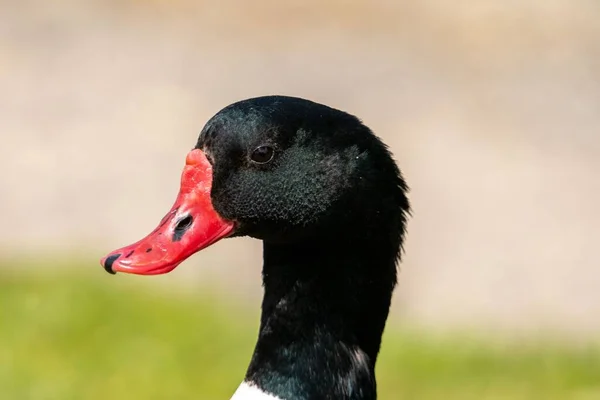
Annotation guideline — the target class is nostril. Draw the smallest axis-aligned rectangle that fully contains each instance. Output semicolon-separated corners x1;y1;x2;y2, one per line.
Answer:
103;253;121;274
173;215;194;242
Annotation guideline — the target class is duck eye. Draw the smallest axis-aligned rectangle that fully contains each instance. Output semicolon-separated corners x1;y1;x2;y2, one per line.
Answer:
250;145;274;164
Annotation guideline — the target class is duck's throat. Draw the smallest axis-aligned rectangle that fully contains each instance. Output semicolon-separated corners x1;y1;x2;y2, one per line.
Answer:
242;241;397;400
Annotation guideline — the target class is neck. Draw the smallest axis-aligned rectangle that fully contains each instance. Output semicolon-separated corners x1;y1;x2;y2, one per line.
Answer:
243;239;397;400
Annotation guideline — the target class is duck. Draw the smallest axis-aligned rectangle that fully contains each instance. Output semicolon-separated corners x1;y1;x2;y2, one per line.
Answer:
100;95;410;400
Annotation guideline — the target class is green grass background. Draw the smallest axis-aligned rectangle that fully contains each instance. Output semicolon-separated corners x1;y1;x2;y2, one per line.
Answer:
1;263;599;399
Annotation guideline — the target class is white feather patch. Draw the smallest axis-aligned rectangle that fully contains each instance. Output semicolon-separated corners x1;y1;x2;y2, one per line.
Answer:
230;382;282;400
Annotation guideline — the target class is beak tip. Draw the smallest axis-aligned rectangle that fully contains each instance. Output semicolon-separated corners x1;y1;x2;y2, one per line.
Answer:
101;253;121;275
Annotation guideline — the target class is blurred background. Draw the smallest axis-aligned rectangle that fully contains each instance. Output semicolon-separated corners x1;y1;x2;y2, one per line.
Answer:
1;0;599;398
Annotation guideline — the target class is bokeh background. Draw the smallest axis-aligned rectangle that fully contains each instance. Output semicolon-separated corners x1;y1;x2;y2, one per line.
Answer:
1;0;599;398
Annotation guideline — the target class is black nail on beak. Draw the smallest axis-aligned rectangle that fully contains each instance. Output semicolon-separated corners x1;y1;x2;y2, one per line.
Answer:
103;253;121;274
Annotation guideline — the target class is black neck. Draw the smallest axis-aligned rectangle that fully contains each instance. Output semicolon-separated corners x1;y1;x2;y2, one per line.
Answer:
244;239;397;400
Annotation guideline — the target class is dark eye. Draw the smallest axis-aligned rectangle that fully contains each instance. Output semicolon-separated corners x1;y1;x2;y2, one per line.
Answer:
250;145;275;164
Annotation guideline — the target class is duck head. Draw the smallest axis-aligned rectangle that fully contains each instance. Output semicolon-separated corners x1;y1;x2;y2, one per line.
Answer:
101;95;409;276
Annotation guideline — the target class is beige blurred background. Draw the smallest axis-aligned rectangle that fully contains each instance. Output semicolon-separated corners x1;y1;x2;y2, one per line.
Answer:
1;0;599;339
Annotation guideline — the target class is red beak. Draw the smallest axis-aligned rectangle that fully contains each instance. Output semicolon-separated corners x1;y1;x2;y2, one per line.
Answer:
100;149;235;275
